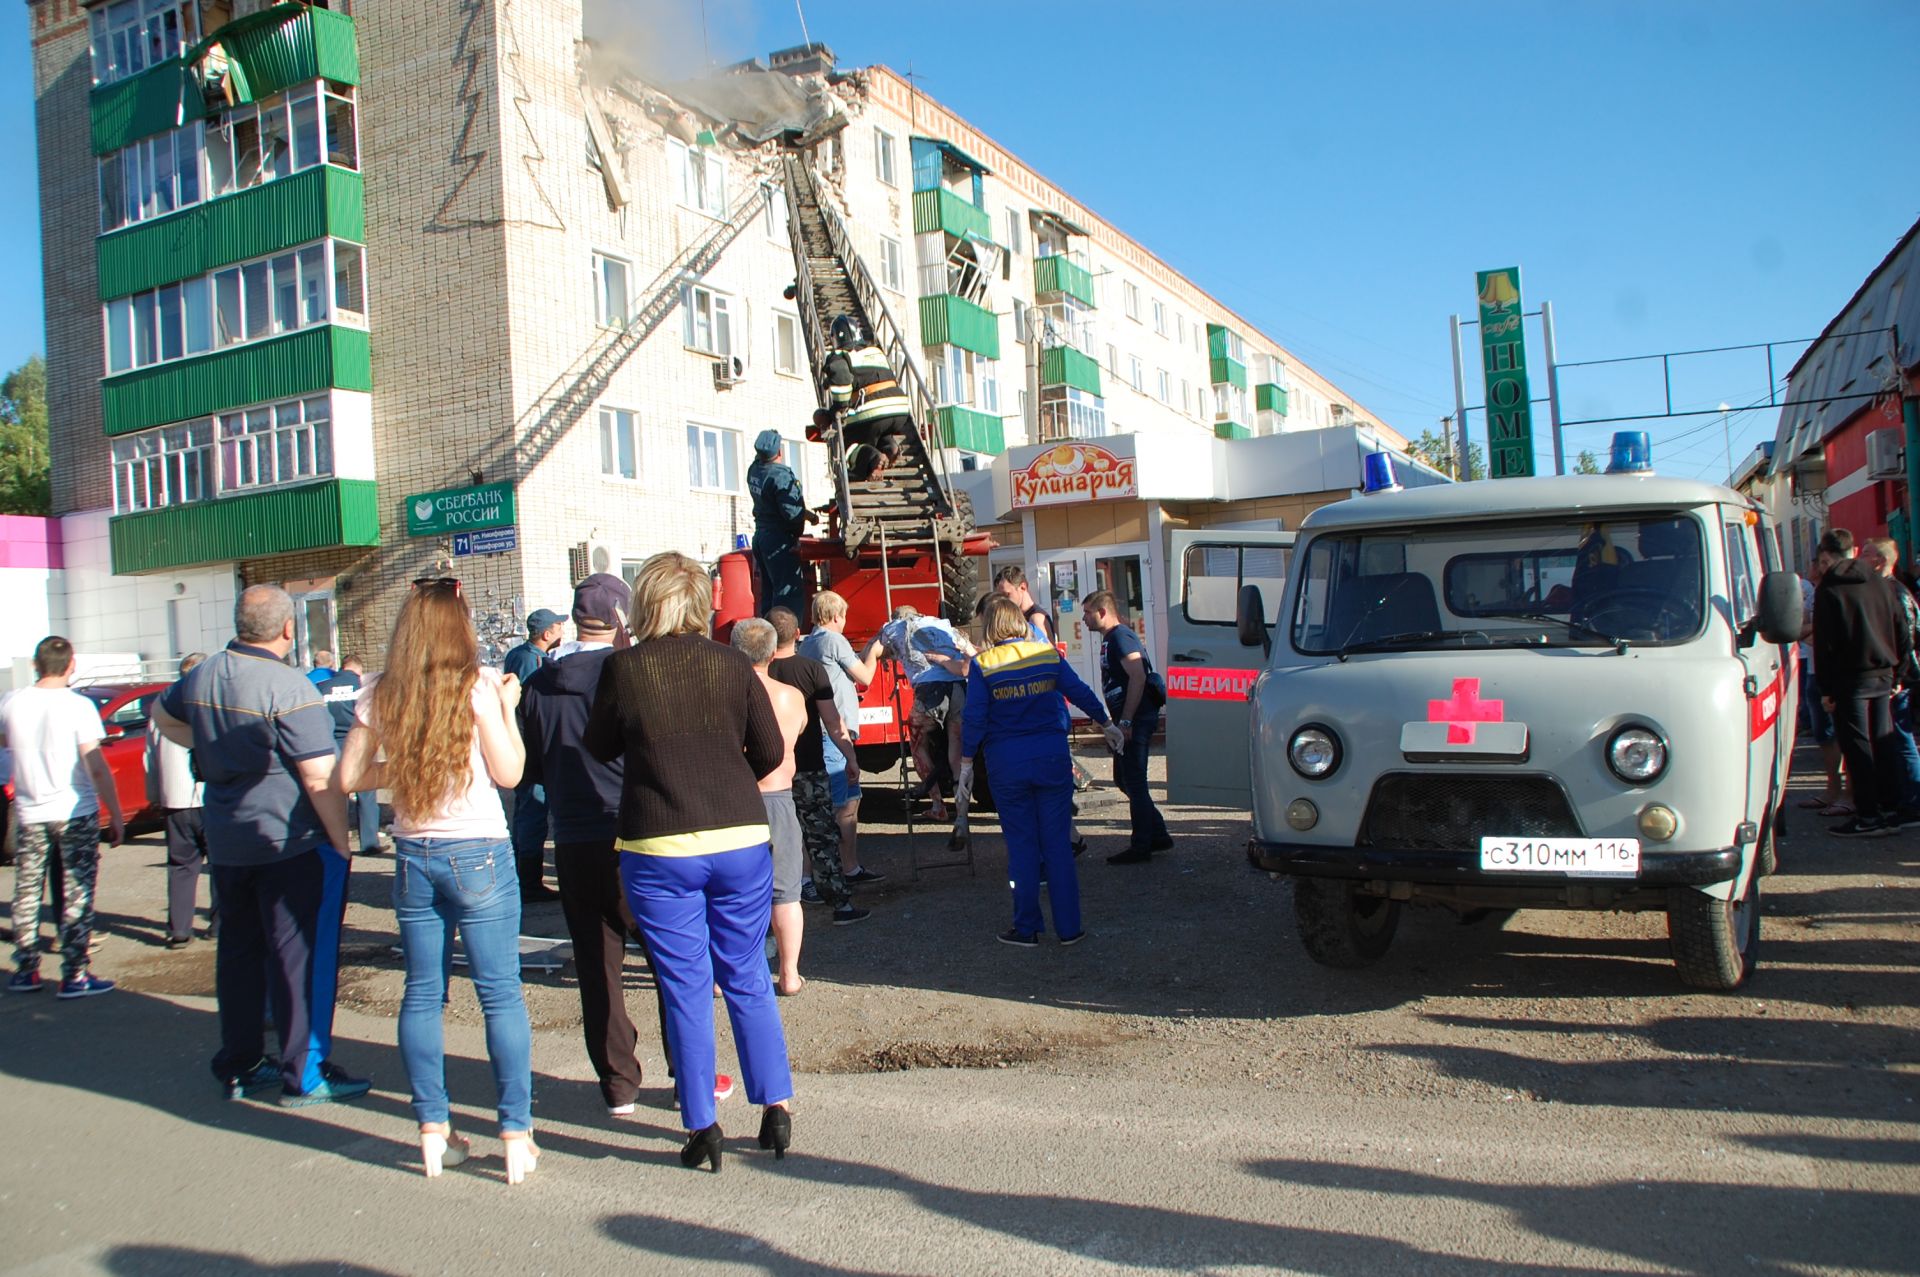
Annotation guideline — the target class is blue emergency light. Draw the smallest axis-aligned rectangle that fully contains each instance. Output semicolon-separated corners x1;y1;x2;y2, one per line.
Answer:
1362;452;1403;494
1605;431;1653;475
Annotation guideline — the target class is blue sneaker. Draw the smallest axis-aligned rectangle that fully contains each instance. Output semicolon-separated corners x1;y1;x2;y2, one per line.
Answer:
56;974;115;999
8;968;44;994
222;1057;283;1101
995;928;1039;948
279;1062;371;1108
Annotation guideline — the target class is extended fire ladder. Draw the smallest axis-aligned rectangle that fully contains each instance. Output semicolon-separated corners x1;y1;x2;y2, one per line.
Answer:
781;154;973;614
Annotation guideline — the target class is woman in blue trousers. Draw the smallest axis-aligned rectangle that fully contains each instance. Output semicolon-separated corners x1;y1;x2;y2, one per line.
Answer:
960;596;1123;946
584;552;795;1171
337;578;537;1182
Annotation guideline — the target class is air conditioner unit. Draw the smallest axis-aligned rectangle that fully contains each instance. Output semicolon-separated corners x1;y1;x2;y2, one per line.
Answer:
568;539;615;584
712;356;746;390
1867;427;1905;480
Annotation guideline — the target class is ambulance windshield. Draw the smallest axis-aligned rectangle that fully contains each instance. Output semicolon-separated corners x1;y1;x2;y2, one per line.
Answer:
1291;514;1707;654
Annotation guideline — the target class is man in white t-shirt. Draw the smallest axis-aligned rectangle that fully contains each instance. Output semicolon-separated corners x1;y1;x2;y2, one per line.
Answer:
2;636;125;998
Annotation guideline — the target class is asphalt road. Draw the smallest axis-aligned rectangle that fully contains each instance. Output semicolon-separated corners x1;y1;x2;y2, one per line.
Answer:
2;748;1916;1275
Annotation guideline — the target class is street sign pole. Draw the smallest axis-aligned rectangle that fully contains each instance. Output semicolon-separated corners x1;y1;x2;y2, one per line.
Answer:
1541;299;1565;476
1449;314;1471;479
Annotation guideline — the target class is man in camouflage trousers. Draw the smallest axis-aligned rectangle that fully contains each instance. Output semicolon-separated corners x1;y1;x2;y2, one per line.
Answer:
766;607;870;926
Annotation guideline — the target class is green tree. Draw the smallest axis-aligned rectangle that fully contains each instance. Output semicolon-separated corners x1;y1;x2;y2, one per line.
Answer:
1405;427;1485;480
0;355;49;516
1574;449;1601;475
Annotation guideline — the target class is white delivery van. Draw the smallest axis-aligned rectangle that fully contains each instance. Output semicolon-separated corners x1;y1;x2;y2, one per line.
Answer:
1168;439;1804;989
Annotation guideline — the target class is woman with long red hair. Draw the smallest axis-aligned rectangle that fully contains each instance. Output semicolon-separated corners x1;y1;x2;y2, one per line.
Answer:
336;578;537;1182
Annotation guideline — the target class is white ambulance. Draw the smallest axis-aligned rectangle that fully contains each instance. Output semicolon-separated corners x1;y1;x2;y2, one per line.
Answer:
1166;437;1803;989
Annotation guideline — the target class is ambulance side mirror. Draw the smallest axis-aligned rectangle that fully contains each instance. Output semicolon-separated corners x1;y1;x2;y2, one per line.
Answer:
1748;571;1802;647
1236;584;1272;657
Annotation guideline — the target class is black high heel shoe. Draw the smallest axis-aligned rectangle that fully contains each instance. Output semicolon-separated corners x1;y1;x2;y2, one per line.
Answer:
680;1122;723;1172
757;1106;792;1159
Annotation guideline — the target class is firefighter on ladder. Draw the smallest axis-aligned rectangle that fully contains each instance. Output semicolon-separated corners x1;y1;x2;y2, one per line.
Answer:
748;429;818;618
823;315;913;482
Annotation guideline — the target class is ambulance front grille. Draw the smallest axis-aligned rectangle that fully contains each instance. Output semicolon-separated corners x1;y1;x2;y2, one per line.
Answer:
1357;773;1581;852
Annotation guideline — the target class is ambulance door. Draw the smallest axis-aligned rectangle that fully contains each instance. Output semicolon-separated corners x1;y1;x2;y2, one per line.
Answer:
1722;509;1781;832
1165;530;1294;807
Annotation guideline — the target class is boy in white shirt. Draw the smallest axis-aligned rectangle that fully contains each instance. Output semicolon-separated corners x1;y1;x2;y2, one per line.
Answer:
3;636;125;997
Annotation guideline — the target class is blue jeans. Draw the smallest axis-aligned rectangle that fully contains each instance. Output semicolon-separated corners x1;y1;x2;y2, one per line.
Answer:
619;844;793;1132
392;836;532;1131
1111;705;1170;849
1892;690;1920;811
350;792;380;852
510;783;548;891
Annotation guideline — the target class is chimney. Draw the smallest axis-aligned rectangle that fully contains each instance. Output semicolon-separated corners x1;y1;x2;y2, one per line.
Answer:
767;43;835;77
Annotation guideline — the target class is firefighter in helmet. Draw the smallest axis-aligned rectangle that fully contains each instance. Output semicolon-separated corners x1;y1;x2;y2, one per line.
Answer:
823;315;912;482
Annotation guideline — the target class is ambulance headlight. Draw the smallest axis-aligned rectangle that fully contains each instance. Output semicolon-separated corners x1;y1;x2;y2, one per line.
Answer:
1606;726;1667;784
1288;725;1341;779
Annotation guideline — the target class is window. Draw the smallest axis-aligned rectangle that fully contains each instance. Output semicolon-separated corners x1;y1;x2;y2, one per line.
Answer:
599;407;639;480
1152;299;1166;335
1182;543;1289;625
1004;208;1024;254
218;396;333;494
765;187;789;244
1724;521;1759;622
111;418;212;512
681;284;733;357
90;0;197;87
670;139;727;216
1106;343;1118;374
1157;369;1171;404
1038;385;1107;441
774;312;801;376
103;239;364;375
930;347;999;413
874;128;897;187
1124;281;1141;321
324;86;359;169
879;235;905;292
594;252;631;328
1181;378;1193;416
686;423;740;492
1012;298;1028;344
1128;355;1144;392
1176;314;1186;345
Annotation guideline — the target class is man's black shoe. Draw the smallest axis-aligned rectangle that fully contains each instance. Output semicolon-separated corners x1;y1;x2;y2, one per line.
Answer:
1148;836;1175;852
831;906;871;926
1106;847;1153;865
222;1057;282;1101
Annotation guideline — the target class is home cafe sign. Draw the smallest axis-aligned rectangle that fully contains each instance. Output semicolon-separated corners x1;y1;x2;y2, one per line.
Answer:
1011;443;1138;509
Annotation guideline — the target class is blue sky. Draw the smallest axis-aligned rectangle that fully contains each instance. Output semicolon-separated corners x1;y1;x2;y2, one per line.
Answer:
10;1;1918;483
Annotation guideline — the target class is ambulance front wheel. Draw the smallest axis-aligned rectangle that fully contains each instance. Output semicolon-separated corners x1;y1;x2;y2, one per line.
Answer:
1666;874;1760;990
1293;877;1401;969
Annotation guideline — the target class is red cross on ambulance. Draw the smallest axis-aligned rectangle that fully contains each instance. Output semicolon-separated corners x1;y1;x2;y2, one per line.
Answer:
1399;677;1530;760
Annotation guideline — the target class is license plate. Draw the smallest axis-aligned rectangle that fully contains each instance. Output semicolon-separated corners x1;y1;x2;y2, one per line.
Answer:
1479;836;1640;878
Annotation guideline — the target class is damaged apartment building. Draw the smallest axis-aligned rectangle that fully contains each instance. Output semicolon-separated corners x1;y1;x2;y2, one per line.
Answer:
24;0;1413;675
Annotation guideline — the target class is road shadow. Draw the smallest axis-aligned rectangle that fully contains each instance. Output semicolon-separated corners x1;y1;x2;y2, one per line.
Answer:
100;1247;402;1277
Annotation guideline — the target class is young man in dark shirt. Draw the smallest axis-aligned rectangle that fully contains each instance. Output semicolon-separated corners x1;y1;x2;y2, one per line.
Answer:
1082;590;1172;863
766;607;870;925
1814;529;1915;837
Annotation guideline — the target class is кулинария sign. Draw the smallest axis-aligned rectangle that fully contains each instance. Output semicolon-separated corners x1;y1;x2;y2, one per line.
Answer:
405;481;516;536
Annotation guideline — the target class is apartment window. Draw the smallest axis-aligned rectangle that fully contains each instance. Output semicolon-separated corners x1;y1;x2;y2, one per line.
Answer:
686;423;741;492
1038;385;1108;441
1004;208;1024;255
681;284;733;357
218;395;333;494
1182;378;1193;416
1152;299;1166;335
929;347;1000;413
765;187;789;244
1012;298;1028;344
1123;281;1141;321
774;312;801;376
599;407;639;480
1128;355;1144;392
1157;368;1171;404
670;139;727;216
89;0;197;87
879;235;905;292
594;252;631;328
111;418;212;512
1176;314;1186;345
1106;343;1118;374
874;128;897;187
104;239;363;375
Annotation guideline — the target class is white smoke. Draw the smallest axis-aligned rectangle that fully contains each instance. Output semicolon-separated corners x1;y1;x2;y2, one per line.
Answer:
583;0;766;79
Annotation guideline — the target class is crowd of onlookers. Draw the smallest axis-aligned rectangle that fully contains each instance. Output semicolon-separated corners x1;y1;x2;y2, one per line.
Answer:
1;555;1172;1180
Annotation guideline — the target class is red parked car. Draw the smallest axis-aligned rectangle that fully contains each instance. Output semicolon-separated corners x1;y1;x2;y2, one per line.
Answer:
1;681;169;836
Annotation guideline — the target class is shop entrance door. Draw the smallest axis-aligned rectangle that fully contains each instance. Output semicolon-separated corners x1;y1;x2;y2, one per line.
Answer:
290;588;337;671
1038;545;1153;716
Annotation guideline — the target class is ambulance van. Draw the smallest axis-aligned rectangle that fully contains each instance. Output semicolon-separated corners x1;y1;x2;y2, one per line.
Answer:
1167;436;1804;989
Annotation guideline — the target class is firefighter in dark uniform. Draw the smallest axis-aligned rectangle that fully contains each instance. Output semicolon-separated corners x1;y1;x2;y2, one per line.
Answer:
823;316;913;481
748;429;817;617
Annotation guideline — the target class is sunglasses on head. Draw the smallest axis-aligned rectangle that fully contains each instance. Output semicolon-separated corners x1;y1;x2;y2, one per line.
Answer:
411;577;462;594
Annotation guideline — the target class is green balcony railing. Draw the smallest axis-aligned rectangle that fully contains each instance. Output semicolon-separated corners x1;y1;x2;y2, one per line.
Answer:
1210;355;1249;390
98;167;363;301
912;187;992;242
919;294;1001;360
91;3;360;155
1039;345;1103;396
1255;382;1289;415
1214;420;1252;441
932;406;1006;455
1033;254;1095;307
102;325;371;437
109;477;378;574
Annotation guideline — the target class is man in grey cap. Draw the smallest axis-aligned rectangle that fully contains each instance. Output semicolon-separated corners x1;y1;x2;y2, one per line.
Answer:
502;607;566;902
748;429;818;618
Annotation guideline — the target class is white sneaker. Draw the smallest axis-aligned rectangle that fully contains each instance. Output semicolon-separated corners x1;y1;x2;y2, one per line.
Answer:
607;1102;636;1118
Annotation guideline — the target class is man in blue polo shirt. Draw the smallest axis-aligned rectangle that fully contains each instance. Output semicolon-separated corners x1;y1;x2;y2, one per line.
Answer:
153;585;370;1106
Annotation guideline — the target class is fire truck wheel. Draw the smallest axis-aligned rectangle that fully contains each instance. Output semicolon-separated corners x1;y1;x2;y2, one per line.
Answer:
940;491;978;624
1666;874;1760;990
1292;877;1400;969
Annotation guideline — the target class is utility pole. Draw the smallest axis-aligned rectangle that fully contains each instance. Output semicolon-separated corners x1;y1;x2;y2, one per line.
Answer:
1541;300;1565;475
1449;315;1471;481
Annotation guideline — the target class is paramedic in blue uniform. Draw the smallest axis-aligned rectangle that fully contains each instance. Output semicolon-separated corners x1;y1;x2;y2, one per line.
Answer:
959;596;1123;947
747;429;817;618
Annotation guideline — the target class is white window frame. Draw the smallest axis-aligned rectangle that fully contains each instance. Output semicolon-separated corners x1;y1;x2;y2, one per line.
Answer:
598;406;641;481
1157;368;1171;404
90;0;197;87
1152;299;1166;335
217;395;334;495
669;139;727;217
681;283;734;358
773;311;802;378
879;235;905;293
1004;208;1024;255
1128;355;1144;393
594;251;632;329
874;128;897;187
1124;281;1141;321
686;421;742;494
111;417;215;513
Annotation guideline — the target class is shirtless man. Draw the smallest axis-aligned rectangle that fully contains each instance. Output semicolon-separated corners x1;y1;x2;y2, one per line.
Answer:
731;618;810;996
